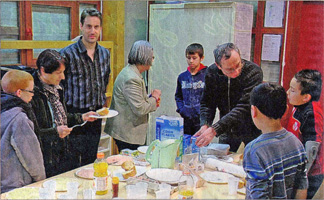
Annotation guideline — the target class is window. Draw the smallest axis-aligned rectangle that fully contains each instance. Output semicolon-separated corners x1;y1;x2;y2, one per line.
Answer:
1;1;20;65
32;5;70;58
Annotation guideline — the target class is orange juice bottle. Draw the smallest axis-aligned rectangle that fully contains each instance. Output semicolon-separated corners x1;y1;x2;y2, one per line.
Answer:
93;152;108;195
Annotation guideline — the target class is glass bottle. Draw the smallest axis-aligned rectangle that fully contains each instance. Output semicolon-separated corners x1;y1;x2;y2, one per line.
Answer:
178;170;194;199
112;177;119;198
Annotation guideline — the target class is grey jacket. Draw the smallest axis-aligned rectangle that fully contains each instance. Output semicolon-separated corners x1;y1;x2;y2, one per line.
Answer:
104;64;157;145
1;100;46;193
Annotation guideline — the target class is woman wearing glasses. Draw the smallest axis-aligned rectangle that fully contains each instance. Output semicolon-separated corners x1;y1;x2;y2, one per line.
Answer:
30;49;97;178
1;70;46;193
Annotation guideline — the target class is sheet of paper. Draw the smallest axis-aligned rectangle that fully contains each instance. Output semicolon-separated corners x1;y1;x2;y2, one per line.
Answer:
264;1;285;27
261;34;282;62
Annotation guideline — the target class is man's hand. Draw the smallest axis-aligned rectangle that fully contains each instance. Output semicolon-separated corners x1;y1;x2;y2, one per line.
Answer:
194;126;216;147
82;111;98;122
57;125;72;138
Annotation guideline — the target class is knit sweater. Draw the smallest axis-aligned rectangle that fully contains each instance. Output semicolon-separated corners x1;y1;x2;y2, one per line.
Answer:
243;129;308;199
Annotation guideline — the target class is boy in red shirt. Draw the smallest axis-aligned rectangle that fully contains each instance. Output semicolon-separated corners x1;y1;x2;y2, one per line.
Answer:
286;69;323;199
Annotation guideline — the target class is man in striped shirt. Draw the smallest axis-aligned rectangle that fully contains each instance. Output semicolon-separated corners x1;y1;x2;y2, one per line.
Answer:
60;8;110;167
243;83;308;199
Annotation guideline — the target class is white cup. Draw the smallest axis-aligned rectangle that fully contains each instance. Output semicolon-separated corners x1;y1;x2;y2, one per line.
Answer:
228;176;239;195
67;182;79;199
126;185;137;199
155;190;170;199
135;182;148;199
83;189;93;199
39;188;51;199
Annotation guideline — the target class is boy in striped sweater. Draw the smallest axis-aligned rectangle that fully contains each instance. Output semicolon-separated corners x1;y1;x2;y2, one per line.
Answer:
243;83;308;199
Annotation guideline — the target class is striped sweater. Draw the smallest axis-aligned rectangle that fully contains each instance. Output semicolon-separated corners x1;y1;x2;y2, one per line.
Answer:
243;128;308;199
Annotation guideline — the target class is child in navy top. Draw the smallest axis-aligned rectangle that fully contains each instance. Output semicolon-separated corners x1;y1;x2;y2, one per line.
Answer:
286;69;323;199
175;43;207;135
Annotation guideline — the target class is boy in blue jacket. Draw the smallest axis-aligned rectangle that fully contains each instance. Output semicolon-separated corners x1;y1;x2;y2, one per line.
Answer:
175;43;207;135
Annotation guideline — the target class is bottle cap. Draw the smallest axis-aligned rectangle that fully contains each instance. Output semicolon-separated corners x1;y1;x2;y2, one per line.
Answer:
97;152;105;159
112;177;119;184
183;171;190;175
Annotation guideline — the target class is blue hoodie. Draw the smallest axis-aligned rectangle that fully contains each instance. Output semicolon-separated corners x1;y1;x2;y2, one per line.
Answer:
175;64;207;135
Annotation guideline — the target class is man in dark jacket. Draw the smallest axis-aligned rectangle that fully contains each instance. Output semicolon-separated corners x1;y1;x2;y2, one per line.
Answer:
194;43;263;152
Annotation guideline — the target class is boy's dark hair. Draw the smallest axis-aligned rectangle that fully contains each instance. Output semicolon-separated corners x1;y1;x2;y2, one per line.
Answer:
250;83;287;119
185;43;204;58
294;69;322;101
80;8;102;25
36;49;66;74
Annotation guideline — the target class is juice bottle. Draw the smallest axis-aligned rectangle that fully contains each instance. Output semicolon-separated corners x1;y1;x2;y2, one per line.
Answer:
93;152;108;195
178;170;194;199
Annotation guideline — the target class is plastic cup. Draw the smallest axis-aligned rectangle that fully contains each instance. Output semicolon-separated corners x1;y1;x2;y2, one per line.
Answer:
159;183;171;191
39;187;51;199
126;185;137;199
228;176;239;195
135;182;148;199
43;180;56;198
155;190;170;199
83;189;93;199
67;181;79;199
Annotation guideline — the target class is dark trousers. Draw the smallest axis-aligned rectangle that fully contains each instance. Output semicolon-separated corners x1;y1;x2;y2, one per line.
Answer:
114;139;141;152
67;106;102;168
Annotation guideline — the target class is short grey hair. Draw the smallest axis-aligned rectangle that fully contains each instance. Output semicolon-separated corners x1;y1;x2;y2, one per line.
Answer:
213;43;241;67
128;40;154;66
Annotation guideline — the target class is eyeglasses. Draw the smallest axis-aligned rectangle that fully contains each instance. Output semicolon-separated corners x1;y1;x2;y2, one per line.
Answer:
21;89;34;94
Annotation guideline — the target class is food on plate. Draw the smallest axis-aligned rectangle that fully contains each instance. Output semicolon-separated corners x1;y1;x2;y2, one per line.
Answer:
106;155;133;165
76;168;94;179
121;160;137;179
96;107;109;116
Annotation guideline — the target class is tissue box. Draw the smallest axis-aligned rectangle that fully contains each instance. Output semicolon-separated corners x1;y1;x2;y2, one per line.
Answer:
156;116;184;158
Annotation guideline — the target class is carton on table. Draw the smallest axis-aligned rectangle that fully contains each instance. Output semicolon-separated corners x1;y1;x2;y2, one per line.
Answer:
155;115;184;159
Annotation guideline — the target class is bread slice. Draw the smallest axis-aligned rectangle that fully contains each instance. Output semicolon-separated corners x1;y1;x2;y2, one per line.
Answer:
121;160;137;179
122;166;137;179
96;107;109;116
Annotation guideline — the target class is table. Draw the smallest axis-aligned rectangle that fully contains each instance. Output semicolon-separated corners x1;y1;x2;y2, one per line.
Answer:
1;164;245;199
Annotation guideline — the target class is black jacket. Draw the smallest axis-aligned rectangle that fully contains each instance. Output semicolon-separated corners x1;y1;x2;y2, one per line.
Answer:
30;72;83;177
200;60;263;144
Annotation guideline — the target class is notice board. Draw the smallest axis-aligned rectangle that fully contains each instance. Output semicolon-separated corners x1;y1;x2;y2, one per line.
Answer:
147;2;253;143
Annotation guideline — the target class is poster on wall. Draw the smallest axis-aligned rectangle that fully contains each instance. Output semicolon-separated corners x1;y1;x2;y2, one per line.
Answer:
264;1;285;27
261;34;281;62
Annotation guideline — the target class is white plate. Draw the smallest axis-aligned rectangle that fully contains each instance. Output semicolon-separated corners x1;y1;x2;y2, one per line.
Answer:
113;166;147;181
137;146;149;154
146;168;183;184
6;187;39;199
75;167;111;180
200;171;233;184
43;178;81;191
89;109;118;119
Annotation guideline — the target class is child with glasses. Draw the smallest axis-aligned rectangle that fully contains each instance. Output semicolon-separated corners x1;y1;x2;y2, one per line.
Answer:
1;70;46;193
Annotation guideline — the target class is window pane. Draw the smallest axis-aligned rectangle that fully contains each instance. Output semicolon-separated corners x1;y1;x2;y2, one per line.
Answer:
1;2;20;65
1;2;18;27
32;5;70;58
